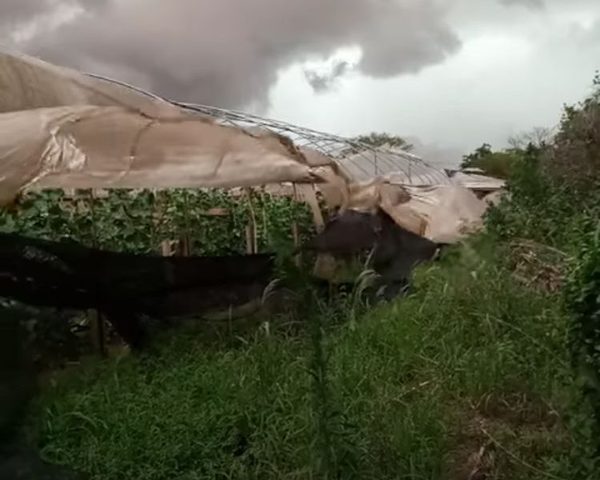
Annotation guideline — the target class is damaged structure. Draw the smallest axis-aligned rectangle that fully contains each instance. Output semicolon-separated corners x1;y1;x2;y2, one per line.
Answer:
0;49;507;480
0;49;504;330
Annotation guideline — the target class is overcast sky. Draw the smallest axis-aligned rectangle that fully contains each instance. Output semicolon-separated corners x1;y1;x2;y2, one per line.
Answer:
2;0;599;167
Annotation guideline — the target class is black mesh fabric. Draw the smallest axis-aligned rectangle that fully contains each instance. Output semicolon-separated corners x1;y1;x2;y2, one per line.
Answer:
0;233;275;348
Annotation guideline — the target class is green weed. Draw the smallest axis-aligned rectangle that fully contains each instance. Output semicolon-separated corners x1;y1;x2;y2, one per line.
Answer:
27;239;583;479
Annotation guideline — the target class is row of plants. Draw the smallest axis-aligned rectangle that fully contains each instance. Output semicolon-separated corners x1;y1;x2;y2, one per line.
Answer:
0;188;315;256
0;188;317;368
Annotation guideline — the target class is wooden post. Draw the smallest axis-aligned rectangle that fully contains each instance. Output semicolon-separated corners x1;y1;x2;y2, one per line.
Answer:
292;183;301;266
260;191;269;247
179;235;191;256
245;188;258;254
245;224;255;255
88;309;105;356
181;189;192;257
88;189;106;357
161;240;173;256
296;184;325;231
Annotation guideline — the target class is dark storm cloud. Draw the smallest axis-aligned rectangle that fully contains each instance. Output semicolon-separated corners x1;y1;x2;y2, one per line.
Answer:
3;0;461;108
0;0;57;27
0;0;105;30
304;61;352;93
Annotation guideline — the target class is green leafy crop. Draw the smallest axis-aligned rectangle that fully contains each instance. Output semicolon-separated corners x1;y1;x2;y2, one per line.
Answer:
0;189;315;256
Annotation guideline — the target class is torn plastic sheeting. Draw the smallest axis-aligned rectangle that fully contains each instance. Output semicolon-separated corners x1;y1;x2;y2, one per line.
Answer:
0;48;181;118
385;185;488;244
450;171;506;191
0;105;322;205
483;189;507;207
322;179;488;244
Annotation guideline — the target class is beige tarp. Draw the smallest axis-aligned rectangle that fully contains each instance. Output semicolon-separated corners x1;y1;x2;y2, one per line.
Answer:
0;50;326;205
388;185;487;243
0;105;320;205
0;49;181;117
450;171;506;192
323;178;487;244
483;189;507;207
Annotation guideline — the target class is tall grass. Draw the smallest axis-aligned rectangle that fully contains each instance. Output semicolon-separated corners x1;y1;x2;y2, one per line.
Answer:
27;237;583;479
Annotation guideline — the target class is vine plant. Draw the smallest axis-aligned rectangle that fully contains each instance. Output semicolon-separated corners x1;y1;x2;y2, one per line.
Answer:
0;189;315;256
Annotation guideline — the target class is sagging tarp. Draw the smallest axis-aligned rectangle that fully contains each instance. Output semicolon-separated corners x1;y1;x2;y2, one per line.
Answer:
320;178;488;244
0;105;320;205
449;171;506;194
0;50;324;205
0;48;181;117
384;185;488;244
0;233;275;348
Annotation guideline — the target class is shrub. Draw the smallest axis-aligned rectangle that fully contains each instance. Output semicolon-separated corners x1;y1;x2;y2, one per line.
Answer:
547;73;600;193
460;143;521;179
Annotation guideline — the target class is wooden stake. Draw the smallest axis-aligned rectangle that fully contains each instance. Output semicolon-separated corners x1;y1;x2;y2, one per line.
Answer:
88;309;106;356
88;189;106;357
182;189;192;256
245;223;255;255
245;188;259;254
260;191;269;247
161;240;173;256
292;183;302;266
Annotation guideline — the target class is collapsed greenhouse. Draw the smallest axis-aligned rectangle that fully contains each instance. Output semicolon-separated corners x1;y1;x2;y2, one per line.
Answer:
0;48;504;348
0;47;510;477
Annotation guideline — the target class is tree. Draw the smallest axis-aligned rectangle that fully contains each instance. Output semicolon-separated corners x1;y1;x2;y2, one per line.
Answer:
352;132;413;152
508;127;553;150
547;72;600;191
460;143;521;179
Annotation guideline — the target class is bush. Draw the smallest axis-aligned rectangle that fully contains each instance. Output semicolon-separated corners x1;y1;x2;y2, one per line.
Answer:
485;145;592;252
565;225;600;473
482;74;600;477
547;74;600;193
460;143;521;179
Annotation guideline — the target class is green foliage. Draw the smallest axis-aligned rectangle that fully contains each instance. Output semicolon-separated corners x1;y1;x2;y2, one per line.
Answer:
484;145;592;252
332;241;577;479
482;74;600;477
0;188;316;368
564;225;600;474
29;242;581;479
548;72;600;192
460;143;522;179
0;189;314;256
352;132;413;151
508;127;553;151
